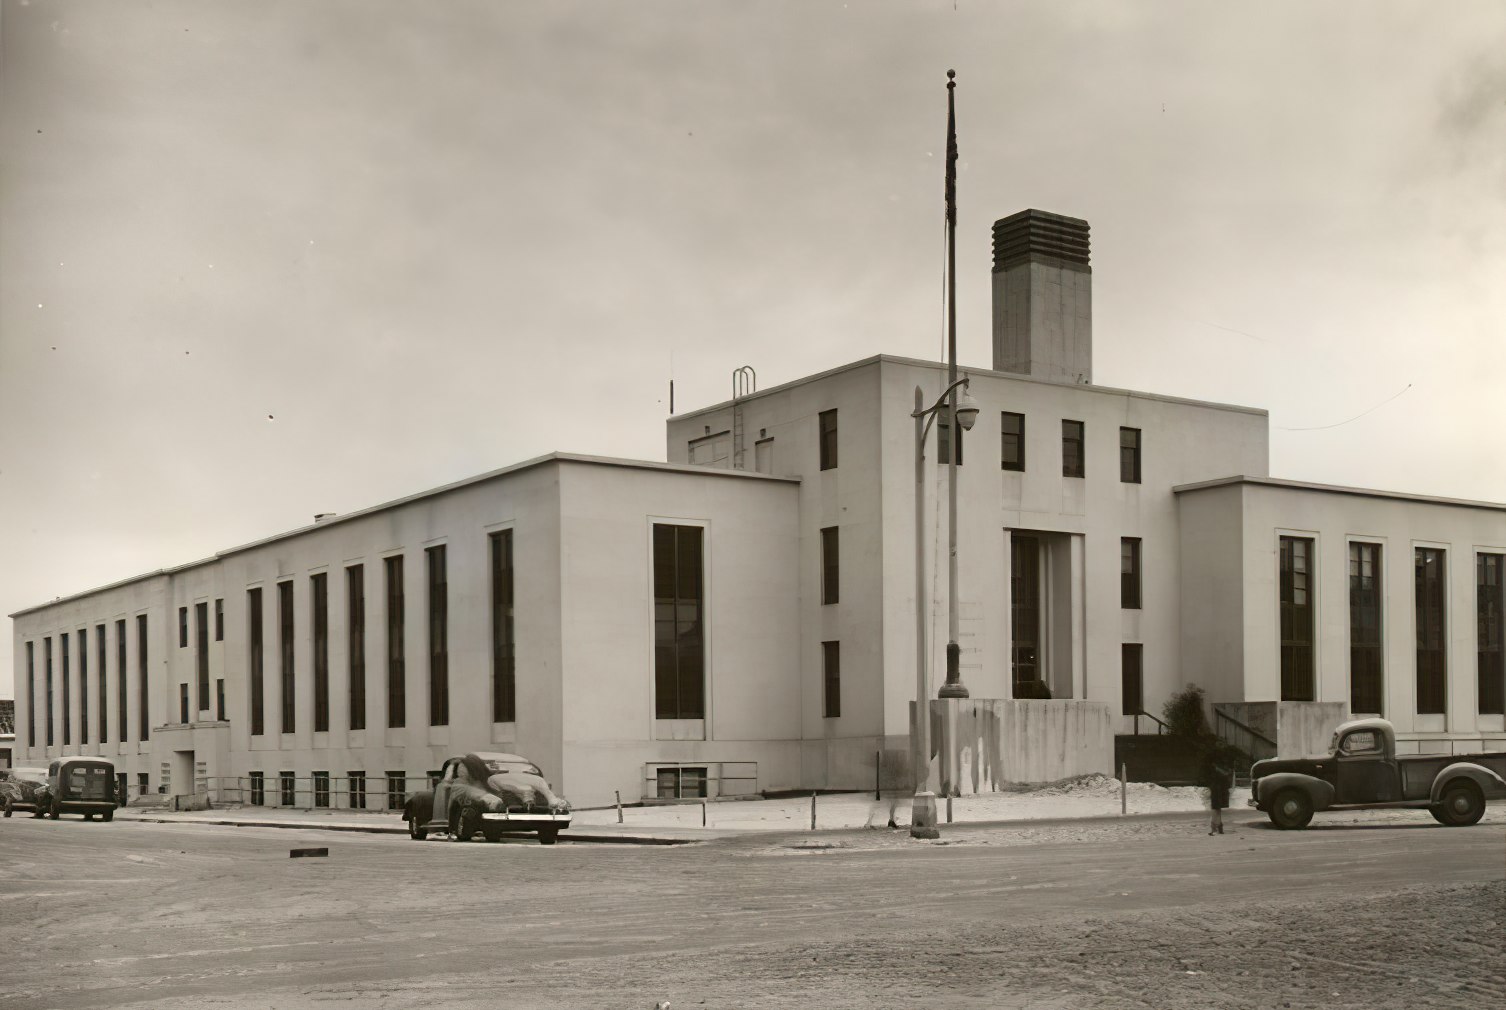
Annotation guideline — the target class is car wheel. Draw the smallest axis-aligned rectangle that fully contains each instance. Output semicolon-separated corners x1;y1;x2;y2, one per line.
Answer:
483;827;503;844
85;812;94;821
3;799;12;818
102;809;113;823
452;803;479;842
408;815;428;841
538;828;559;846
1429;805;1450;825
48;799;61;821
1435;781;1485;827
1268;788;1313;830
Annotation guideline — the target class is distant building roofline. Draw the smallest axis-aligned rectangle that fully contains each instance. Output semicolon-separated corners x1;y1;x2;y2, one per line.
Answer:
1173;475;1506;512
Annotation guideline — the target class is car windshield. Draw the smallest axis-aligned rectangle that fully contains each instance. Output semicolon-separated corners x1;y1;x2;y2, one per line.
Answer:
484;760;542;777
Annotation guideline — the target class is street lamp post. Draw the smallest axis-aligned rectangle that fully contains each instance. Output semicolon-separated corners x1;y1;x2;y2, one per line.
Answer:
911;377;978;838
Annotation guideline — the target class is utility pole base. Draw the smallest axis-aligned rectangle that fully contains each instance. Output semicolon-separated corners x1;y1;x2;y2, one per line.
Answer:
909;791;940;839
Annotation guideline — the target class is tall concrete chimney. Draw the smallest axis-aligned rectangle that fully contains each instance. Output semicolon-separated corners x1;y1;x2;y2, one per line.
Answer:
991;210;1092;383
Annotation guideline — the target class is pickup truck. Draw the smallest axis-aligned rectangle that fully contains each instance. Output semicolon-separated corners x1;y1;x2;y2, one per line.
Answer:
1250;718;1506;829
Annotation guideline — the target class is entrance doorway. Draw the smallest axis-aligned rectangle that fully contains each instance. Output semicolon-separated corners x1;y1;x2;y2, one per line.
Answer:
1007;530;1085;701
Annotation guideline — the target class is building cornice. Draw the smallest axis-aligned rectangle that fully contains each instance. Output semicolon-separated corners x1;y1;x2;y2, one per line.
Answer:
1173;475;1506;513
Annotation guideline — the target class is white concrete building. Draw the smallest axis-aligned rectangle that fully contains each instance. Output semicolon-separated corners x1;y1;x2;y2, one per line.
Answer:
10;209;1505;807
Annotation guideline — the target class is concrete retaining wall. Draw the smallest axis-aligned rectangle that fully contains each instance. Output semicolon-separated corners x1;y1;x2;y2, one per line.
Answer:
932;698;1113;794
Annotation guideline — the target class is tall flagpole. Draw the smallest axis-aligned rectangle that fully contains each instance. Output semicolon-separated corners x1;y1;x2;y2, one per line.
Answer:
940;69;969;700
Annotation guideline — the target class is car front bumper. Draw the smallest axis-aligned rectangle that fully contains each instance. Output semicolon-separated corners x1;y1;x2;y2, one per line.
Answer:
479;811;571;828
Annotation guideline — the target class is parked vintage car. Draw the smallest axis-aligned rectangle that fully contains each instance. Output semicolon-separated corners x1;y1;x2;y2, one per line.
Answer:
45;756;118;821
1251;718;1506;829
1;767;53;818
403;752;572;844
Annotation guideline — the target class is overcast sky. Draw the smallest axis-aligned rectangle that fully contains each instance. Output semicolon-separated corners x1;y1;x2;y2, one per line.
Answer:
2;0;1504;697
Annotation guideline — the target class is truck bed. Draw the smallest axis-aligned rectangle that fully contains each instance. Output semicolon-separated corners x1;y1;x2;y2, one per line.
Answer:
1398;752;1506;801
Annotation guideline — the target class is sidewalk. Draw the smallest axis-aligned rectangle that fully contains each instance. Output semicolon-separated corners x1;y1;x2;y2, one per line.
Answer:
113;773;1217;844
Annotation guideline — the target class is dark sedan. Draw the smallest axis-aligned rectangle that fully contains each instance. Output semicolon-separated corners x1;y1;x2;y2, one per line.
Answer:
1;767;53;818
403;752;572;844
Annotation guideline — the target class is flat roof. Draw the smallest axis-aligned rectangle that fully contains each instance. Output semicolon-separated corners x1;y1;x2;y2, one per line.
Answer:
1173;475;1506;513
10;452;798;618
668;353;1268;420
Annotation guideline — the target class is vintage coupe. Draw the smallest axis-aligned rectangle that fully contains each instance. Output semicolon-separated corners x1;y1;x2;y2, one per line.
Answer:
1251;718;1506;829
1;767;53;818
403;752;572;844
45;756;118;821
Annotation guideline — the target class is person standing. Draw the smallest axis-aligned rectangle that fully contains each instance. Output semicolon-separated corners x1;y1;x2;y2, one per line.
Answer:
1204;743;1232;835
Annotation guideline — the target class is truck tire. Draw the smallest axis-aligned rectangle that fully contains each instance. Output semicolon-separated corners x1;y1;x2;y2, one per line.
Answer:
49;799;61;821
3;799;12;818
408;815;427;841
1269;788;1313;830
538;828;559;846
1434;781;1485;827
102;809;113;823
451;803;479;842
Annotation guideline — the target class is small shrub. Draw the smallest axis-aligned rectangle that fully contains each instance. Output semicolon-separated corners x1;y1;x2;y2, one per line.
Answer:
1162;684;1210;738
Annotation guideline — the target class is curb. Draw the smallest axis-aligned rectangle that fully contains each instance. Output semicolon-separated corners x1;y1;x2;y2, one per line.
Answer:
115;815;702;845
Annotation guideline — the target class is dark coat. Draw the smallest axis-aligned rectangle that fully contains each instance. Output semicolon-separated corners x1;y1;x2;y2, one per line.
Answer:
1203;750;1232;809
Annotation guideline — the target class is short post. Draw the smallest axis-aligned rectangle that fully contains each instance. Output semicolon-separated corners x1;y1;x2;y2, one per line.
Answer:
615;790;623;824
875;750;881;801
810;792;817;830
701;798;707;827
946;793;953;823
1120;763;1128;816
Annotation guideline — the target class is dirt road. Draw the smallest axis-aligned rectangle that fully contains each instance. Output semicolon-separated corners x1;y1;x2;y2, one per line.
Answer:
0;811;1501;1009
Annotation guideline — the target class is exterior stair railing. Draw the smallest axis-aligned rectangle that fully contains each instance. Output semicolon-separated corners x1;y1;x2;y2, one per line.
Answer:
1214;707;1278;784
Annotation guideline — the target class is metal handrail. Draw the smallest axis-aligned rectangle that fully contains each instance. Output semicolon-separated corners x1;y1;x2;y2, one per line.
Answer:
1132;710;1170;736
1214;709;1277;749
1214;709;1277;764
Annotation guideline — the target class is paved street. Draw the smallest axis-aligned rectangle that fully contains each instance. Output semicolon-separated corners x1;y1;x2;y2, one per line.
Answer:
0;811;1502;1009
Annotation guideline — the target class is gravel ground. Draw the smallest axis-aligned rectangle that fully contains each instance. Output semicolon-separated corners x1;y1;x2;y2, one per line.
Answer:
1;814;1500;1010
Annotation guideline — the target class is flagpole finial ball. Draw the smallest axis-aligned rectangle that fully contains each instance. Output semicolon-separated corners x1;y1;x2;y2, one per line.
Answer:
947;69;955;80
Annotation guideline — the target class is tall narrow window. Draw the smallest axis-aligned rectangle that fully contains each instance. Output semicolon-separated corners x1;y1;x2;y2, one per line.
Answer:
249;771;265;806
248;589;264;736
1121;643;1144;715
1415;548;1447;715
61;632;71;746
347;565;366;731
653;524;705;719
820;526;840;605
1349;543;1384;714
1001;411;1025;472
1062;420;1085;478
348;771;367;810
1119;427;1141;483
386;771;406;811
117;619;128;742
25;641;35;748
490;531;515;723
45;637;54;747
179;684;189;724
216;678;225;721
178;607;188;648
1280;536;1316;701
97;624;107;744
937;414;963;466
1120;538;1142;609
427;545;448;727
279;581;296;734
818;409;838;470
215;598;224;641
386;556;406;728
195;602;209;712
137;614;149;740
78;627;88;745
1477;553;1503;715
1011;535;1041;696
822;641;841;718
279;771;296;807
312;573;329;732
